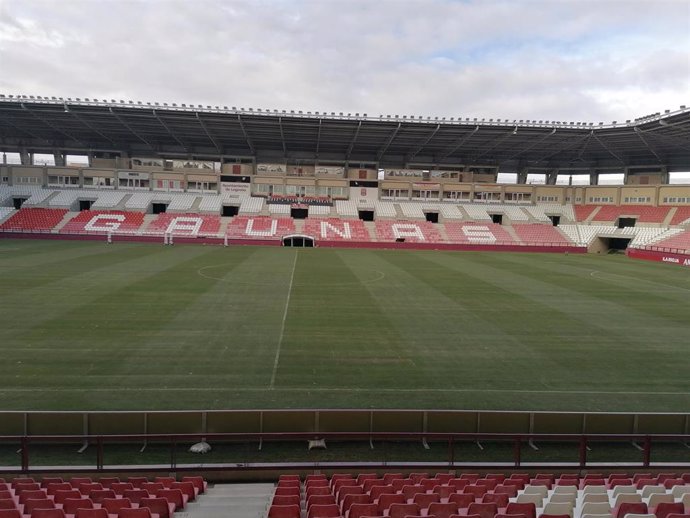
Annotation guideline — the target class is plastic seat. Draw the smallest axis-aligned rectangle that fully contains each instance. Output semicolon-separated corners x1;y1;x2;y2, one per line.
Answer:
377;494;406;515
401;485;425;502
122;491;148;505
139;485;162;498
640;486;666;498
467;502;499;518
448;494;475;509
542;502;573;518
648;495;674;509
482;493;509;508
427;503;461;518
152;480;174;490
74;509;108;518
125;480;148;490
267;504;300;518
433;486;456;499
613;495;643;509
348;503;378;518
382;474;404;485
61;499;93;516
52;490;82;505
523;486;548;498
336;486;363;505
23;499;55;516
155;489;187;511
68;480;92;490
306;487;331;499
494;485;518;498
110;485;134;497
369;486;395;501
341;494;370;514
387;503;421;518
77;485;103;497
505;502;537;518
412;493;440;507
463;485;488;500
654;503;685;518
116;509;153;518
306;503;340;518
515;494;542;507
272;495;300;507
46;485;72;496
306;495;336;510
96;480;120;490
409;474;429;484
0;511;20;518
180;477;206;495
100;499;132;516
581;502;612;516
88;490;116;505
138;498;174;518
31;509;65;518
614;503;648;518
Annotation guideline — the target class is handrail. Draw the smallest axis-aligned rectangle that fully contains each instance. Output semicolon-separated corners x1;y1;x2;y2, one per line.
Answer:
2;431;690;473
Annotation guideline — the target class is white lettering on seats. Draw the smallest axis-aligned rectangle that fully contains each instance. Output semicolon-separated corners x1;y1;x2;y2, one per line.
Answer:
245;218;278;237
462;225;497;243
320;221;351;239
165;217;203;235
392;224;425;241
84;214;126;232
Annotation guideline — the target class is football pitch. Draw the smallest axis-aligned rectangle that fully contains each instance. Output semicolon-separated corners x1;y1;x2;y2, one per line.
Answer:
1;238;689;413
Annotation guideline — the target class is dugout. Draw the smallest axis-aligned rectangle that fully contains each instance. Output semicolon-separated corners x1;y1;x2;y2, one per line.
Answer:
222;205;239;217
358;210;374;221
282;234;314;247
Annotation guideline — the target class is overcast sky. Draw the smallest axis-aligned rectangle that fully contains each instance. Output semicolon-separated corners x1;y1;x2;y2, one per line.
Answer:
0;0;688;124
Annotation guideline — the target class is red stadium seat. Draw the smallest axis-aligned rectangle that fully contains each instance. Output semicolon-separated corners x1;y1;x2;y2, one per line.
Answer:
341;494;370;514
31;509;65;518
61;499;93;516
654;503;685;518
0;511;20;518
46;485;72;496
272;496;300;507
377;494;406;514
483;493;509;508
267;504;300;518
88;490;116;505
467;502;499;518
449;493;476;509
96;480;120;490
138;499;174;518
110;484;134;497
387;503;421;518
122;491;149;505
180;477;206;495
155;489;187;511
23;500;56;516
306;495;336;510
40;480;63;489
18;492;48;505
53;490;82;505
68;480;92;490
116;510;153;518
125;480;148;490
306;504;340;518
505;502;537;518
74;510;108;518
412;493;441;507
427;503;462;518
348;503;379;518
614;502;648;518
100;499;132;517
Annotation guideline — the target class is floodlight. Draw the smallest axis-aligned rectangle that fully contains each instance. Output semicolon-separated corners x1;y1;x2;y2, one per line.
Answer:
172;103;177;107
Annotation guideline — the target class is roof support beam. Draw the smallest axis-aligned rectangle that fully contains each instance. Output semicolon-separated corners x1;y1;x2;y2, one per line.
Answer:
277;117;287;156
109;108;155;150
531;131;592;164
592;133;625;164
633;127;663;163
472;127;516;161
407;124;440;162
436;126;479;161
502;128;557;162
68;109;118;147
195;113;222;154
315;118;323;157
345;121;361;160
377;123;401;161
153;110;188;152
0;116;51;144
21;104;87;147
236;114;254;154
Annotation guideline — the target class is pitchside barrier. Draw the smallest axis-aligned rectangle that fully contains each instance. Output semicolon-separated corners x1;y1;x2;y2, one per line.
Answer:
1;409;688;437
1;410;689;473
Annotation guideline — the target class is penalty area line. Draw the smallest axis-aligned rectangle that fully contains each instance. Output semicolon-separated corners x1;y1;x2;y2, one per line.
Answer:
269;249;299;388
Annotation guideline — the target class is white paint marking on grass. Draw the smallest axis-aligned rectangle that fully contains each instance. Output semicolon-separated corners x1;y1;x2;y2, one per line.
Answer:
2;387;689;397
590;269;690;292
269;249;299;388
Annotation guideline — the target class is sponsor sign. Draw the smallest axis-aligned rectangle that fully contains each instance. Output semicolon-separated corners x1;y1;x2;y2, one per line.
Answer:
220;183;251;197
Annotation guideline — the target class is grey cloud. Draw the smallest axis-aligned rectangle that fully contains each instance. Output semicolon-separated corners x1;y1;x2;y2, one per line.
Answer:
0;0;687;123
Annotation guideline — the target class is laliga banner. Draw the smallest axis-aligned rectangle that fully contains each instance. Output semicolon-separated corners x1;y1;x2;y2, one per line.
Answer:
315;166;345;177
256;163;286;175
627;248;690;267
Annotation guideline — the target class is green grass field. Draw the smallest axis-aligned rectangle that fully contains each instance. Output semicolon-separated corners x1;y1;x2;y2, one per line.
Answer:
1;238;689;412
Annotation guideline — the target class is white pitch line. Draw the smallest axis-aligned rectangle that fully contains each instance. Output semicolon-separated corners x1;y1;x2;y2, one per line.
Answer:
269;250;299;388
0;386;689;396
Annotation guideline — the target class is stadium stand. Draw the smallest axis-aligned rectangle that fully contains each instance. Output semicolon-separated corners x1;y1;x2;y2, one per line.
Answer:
125;193;154;210
334;200;359;217
375;220;442;242
91;191;127;209
646;229;690;252
670;206;690;226
59;211;145;234
198;196;222;213
0;208;67;232
147;213;221;236
445;222;515;244
438;204;464;219
269;203;292;215
373;200;396;218
0;207;15;223
302;218;370;241
459;204;493;221
166;194;197;212
590;205;671;223
261;472;690;518
398;202;426;218
574;205;600;222
307;205;331;217
239;196;264;214
513;224;573;245
48;190;86;207
226;216;295;239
